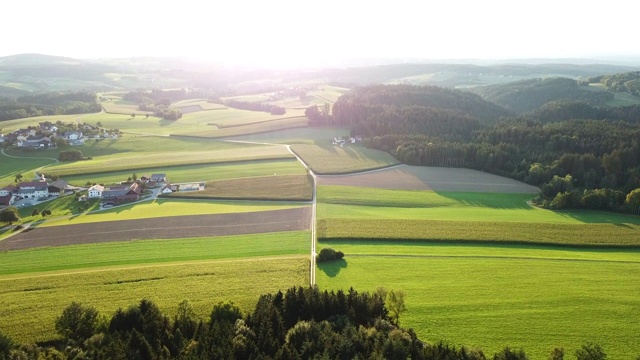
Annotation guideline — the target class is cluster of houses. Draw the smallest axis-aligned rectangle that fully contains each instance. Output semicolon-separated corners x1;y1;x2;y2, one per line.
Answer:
0;121;118;149
87;174;167;204
332;136;362;146
0;178;70;207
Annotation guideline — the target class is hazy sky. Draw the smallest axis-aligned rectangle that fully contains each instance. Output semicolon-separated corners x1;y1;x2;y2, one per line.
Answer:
3;0;639;67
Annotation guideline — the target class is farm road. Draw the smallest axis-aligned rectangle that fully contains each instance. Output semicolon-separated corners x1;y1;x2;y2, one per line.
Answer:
0;207;311;251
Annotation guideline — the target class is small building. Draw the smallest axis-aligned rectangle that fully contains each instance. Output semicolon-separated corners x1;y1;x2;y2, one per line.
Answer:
102;183;141;203
63;131;83;141
150;173;167;183
48;179;69;196
87;185;105;198
161;185;174;194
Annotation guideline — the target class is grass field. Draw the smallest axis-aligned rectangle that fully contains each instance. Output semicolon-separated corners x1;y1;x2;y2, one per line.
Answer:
38;199;304;227
43;145;293;177
0;233;309;341
226;127;349;145
62;158;306;185
316;187;640;246
170;174;313;201
316;248;640;359
290;144;400;174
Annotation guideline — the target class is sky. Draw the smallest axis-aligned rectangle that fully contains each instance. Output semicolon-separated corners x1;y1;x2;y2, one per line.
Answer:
3;0;639;68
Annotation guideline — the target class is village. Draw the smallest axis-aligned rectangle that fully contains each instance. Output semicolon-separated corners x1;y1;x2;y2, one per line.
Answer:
0;171;206;211
0;120;119;149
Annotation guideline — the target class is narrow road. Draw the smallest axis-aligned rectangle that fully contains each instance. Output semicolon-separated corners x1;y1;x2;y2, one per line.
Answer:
285;145;317;286
1;148;59;178
223;139;318;285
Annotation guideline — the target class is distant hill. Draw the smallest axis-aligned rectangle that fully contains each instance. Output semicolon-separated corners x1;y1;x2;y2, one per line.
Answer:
313;63;640;88
324;84;512;141
590;71;640;96
469;77;614;113
0;53;80;66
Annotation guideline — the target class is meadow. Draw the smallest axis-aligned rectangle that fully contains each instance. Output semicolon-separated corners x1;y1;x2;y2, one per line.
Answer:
226;127;350;145
0;231;309;342
315;249;640;360
290;144;400;174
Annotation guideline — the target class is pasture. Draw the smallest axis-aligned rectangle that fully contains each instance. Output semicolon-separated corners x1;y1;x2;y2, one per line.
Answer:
0;231;309;341
290;144;400;174
315;248;640;360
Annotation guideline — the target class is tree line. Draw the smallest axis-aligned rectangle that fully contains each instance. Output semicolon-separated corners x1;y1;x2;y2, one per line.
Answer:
0;286;619;360
0;91;101;122
590;71;640;96
318;85;640;214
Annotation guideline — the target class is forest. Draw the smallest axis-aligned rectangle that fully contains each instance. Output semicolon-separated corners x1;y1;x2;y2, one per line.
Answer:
0;91;101;121
590;71;640;95
0;286;614;360
319;84;640;213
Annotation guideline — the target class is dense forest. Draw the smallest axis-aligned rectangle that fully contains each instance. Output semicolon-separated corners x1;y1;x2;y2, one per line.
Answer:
470;77;613;113
0;91;101;121
0;286;615;360
317;85;640;213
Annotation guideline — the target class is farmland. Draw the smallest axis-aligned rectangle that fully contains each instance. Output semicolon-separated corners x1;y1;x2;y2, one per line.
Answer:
0;227;309;342
315;248;640;360
290;144;400;174
2;82;640;358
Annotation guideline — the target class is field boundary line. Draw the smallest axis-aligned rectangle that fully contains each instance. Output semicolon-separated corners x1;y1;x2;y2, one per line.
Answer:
0;254;308;281
343;253;640;264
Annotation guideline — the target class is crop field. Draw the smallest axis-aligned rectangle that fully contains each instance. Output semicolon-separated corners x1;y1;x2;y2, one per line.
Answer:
316;186;640;246
177;116;310;138
0;229;309;342
315;248;640;359
170;174;313;201
317;165;540;193
226;127;349;145
37;199;304;227
290;144;400;174
2;207;311;250
43;145;293;177
62;158;306;185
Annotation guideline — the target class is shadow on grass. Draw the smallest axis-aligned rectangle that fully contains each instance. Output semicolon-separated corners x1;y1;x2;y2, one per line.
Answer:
433;191;536;210
318;259;347;277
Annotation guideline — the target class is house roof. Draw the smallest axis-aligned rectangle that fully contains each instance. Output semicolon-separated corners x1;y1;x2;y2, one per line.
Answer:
48;179;69;191
0;194;12;205
1;184;16;192
88;184;105;192
18;181;48;190
151;173;166;180
129;183;142;195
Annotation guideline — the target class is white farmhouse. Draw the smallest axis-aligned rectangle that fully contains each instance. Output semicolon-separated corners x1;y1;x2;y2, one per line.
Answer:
87;184;105;198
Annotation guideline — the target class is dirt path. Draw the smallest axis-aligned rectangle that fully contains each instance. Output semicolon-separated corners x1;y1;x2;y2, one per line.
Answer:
1;148;59;178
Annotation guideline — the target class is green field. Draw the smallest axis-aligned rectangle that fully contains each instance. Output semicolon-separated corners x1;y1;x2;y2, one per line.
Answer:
317;187;640;246
62;158;306;186
316;246;640;360
0;231;309;342
39;199;304;227
43;145;293;177
290;144;400;174
226;127;349;145
171;174;313;201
